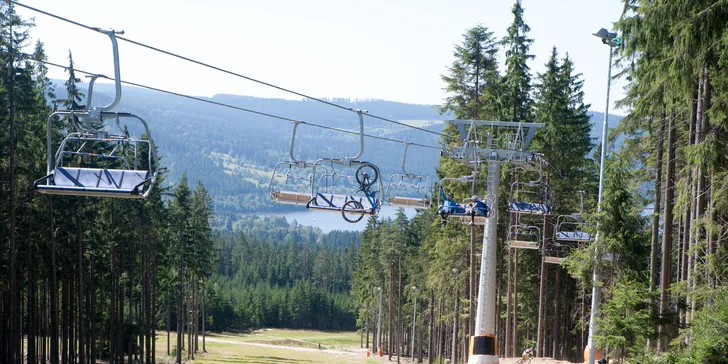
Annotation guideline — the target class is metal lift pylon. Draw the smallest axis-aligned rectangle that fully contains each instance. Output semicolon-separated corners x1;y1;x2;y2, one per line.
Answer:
442;120;544;364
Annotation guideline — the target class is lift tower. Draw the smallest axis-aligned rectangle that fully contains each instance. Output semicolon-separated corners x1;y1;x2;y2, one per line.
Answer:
441;120;544;364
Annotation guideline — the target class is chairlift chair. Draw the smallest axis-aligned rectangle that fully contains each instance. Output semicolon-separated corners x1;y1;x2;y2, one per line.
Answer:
543;256;565;265
306;160;383;223
507;181;553;215
269;162;315;205
269;122;318;205
542;241;570;265
385;143;432;210
507;224;541;249
297;110;383;223
34;30;158;199
554;214;593;242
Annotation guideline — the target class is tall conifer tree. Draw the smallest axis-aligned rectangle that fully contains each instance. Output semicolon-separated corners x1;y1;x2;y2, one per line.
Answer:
502;0;535;122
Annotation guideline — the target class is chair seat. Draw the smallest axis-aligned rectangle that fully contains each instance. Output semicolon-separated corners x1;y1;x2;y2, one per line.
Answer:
271;190;313;206
454;215;487;226
307;193;375;214
508;240;540;249
387;196;430;209
556;231;592;242
508;201;551;214
543;256;565;265
36;167;148;198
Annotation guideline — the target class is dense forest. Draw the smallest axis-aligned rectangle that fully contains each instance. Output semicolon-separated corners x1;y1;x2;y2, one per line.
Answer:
208;216;360;331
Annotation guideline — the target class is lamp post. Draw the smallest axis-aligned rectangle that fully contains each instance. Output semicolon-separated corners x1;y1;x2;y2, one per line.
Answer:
412;286;418;364
586;27;620;364
377;287;383;357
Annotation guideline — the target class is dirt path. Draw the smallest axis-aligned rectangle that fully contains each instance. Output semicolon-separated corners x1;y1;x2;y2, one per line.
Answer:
366;356;575;364
496;358;574;364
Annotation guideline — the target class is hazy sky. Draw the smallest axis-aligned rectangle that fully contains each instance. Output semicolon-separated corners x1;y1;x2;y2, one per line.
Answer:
16;0;627;115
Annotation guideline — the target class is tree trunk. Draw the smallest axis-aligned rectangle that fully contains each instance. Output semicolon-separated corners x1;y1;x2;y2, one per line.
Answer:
77;205;86;364
552;265;561;359
28;228;36;364
90;253;97;364
512;249;518;358
202;284;206;353
177;265;183;364
505;248;512;357
657;110;676;352
693;68;710;320
536;256;547;357
649;113;666;348
389;262;394;359
541;263;549;358
7;45;20;364
429;290;434;364
167;294;171;356
398;258;403;362
152;251;157;364
452;287;459;364
119;271;125;364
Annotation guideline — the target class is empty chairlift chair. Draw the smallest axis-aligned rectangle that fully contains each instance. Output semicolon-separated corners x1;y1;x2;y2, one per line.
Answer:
542;241;570;265
507;181;553;215
269;122;319;206
34;30;157;199
507;224;541;250
385;175;431;209
385;143;432;210
35;120;157;198
554;214;593;243
269;160;315;206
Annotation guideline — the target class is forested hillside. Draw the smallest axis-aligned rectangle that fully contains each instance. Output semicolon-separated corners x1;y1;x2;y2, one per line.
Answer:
208;216;360;331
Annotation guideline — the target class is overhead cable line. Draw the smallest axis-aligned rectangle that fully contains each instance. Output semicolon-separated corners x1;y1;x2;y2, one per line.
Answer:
15;52;444;151
12;0;459;142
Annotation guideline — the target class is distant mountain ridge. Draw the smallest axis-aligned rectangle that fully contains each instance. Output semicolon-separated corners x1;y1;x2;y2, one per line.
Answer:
52;81;622;224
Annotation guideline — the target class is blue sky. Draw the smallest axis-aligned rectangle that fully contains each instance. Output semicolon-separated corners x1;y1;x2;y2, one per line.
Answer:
17;0;627;114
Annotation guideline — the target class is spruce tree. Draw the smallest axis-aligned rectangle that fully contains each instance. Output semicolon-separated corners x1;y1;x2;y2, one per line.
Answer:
440;25;502;120
55;50;84;111
502;0;535;122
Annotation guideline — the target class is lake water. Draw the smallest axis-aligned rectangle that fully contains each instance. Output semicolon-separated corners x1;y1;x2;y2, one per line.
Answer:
251;206;419;233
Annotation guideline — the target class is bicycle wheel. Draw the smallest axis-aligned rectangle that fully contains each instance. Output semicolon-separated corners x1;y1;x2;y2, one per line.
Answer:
355;163;378;187
342;200;365;223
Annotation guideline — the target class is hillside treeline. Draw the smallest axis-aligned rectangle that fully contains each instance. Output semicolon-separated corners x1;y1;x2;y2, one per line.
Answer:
208;217;359;331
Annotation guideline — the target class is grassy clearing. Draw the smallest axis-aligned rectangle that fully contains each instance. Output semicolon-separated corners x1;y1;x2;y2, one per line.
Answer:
209;152;272;181
155;329;370;364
